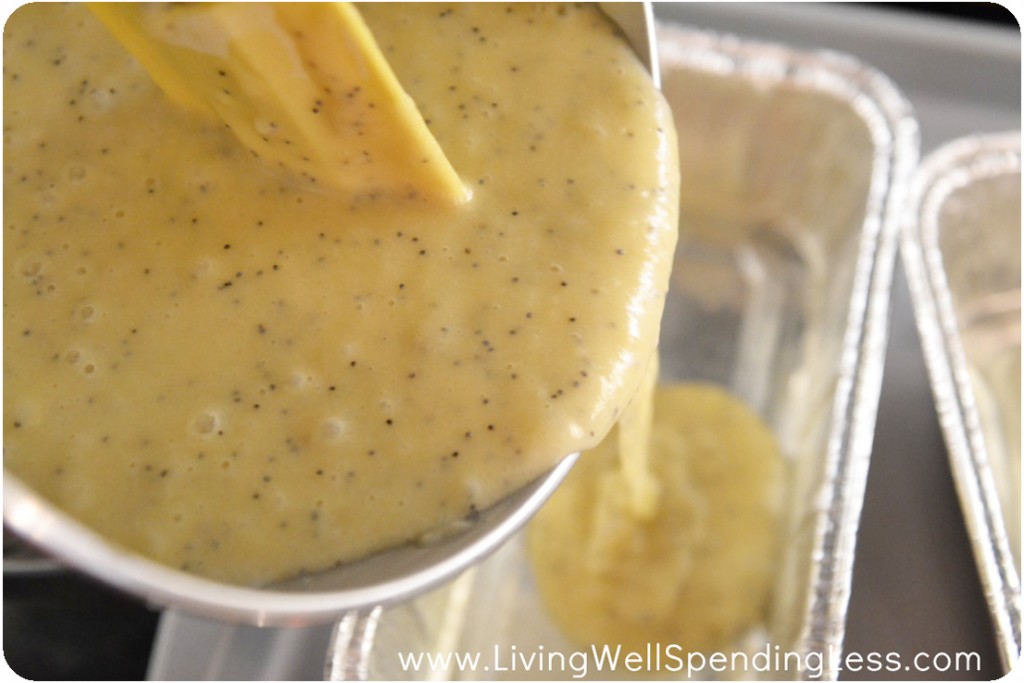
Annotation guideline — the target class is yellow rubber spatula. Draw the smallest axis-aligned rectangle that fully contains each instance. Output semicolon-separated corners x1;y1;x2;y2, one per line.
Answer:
88;2;469;204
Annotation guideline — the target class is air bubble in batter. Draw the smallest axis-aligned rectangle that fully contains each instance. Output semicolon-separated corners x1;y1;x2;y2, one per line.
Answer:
193;411;222;436
321;417;347;441
78;304;96;323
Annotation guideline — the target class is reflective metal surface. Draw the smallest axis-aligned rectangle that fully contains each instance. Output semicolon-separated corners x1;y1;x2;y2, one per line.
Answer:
4;454;578;625
599;2;659;88
901;132;1022;672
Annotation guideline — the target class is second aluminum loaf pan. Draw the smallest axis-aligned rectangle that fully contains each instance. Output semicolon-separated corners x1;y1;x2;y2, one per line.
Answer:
901;132;1022;672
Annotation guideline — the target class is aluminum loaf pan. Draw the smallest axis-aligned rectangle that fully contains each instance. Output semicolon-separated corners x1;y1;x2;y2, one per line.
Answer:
901;132;1022;672
328;21;919;682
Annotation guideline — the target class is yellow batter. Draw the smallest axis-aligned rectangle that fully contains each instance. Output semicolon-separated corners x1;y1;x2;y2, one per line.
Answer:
3;4;678;585
528;383;784;656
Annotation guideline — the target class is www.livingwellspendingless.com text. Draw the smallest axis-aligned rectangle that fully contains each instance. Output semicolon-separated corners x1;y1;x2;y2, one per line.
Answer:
397;642;984;679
